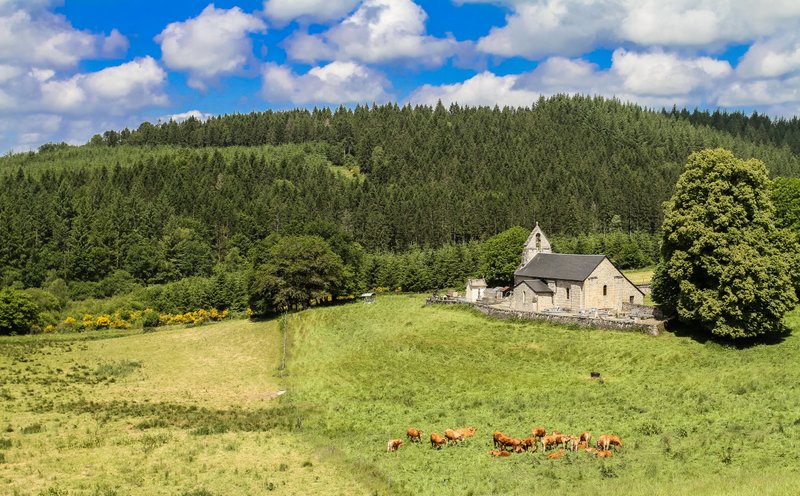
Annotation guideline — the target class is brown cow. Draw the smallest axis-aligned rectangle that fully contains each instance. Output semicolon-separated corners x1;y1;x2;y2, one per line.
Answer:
520;437;537;452
387;439;403;452
493;432;521;451
595;449;613;458
541;435;560;452
547;449;566;459
430;432;447;449
579;431;592;446
493;431;506;449
531;427;546;440
406;427;423;443
456;426;477;439
488;449;511;457
445;429;464;444
597;435;623;451
567;435;580;452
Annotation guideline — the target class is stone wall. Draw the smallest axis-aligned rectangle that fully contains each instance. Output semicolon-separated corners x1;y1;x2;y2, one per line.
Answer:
622;302;666;320
426;298;663;335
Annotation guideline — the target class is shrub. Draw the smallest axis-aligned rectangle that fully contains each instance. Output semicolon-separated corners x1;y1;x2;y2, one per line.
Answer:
141;309;159;328
0;288;40;335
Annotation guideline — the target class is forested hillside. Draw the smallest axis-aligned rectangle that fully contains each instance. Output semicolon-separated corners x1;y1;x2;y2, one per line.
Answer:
2;95;799;293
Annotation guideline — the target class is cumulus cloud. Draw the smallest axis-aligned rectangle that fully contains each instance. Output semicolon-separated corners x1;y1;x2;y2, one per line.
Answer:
0;3;128;68
263;0;360;24
612;49;732;96
38;57;168;114
0;56;167;128
468;0;800;58
262;61;391;104
410;49;735;109
410;71;539;107
476;0;622;59
737;34;800;79
284;0;459;67
159;110;214;123
156;4;266;90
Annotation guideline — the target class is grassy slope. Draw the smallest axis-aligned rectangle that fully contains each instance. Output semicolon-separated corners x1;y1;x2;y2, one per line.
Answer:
3;296;800;495
286;295;800;495
0;321;370;496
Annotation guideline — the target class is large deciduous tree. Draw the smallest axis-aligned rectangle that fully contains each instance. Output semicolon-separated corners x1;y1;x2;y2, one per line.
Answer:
652;148;797;339
249;235;345;314
479;226;529;287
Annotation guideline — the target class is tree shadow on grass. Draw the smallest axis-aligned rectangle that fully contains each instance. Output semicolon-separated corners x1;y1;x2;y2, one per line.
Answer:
664;318;790;349
51;399;309;435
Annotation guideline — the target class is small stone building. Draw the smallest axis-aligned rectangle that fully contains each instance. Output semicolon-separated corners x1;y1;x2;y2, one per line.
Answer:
464;278;487;302
510;224;643;313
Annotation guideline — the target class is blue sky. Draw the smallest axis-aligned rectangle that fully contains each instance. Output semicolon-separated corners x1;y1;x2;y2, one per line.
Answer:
2;0;800;153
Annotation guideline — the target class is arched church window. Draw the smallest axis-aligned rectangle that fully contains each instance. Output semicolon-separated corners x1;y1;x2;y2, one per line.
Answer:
535;233;541;250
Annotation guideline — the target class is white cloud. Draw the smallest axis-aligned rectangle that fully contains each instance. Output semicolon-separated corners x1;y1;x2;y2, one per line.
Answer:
159;109;213;123
156;4;266;90
612;49;732;96
0;57;167;116
410;49;736;109
262;61;391;104
737;34;800;79
469;0;800;59
476;0;621;59
263;0;360;24
716;77;800;107
410;71;539;107
285;0;459;67
0;6;128;69
38;57;167;114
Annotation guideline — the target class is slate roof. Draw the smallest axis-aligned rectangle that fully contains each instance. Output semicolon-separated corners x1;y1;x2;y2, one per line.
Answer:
515;279;553;293
514;253;607;282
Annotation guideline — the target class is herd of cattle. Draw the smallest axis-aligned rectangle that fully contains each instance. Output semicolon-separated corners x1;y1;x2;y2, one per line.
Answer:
387;427;623;459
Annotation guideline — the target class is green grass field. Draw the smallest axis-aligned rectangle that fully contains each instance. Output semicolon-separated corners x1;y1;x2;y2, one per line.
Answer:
2;295;800;495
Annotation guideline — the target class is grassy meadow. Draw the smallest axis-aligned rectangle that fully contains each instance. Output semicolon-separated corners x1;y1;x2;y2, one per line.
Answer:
3;295;800;494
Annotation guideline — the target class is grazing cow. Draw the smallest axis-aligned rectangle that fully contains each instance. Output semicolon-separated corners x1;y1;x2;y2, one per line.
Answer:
493;431;506;449
406;427;423;443
445;429;464;444
541;435;560;452
494;432;521;452
488;449;511;457
579;431;592;446
595;449;613;458
406;427;422;442
547;449;566;459
520;437;537;452
567;436;579;452
456;426;477;439
430;432;447;449
531;427;546;440
597;435;623;451
387;439;403;452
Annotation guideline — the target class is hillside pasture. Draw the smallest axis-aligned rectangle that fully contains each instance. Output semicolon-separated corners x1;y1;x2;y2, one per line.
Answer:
0;320;370;495
2;296;800;494
285;295;800;495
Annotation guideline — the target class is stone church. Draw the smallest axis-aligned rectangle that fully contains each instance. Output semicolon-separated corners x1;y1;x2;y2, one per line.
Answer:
510;223;643;313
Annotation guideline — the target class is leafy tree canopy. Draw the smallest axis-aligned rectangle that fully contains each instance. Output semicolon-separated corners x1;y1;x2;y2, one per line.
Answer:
652;148;797;339
0;287;40;335
249;235;345;314
480;226;529;287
